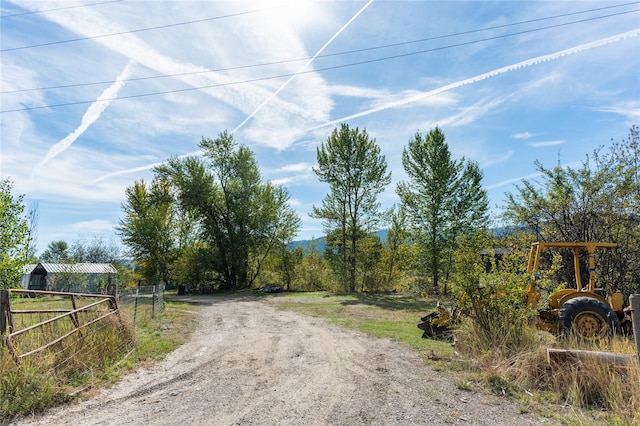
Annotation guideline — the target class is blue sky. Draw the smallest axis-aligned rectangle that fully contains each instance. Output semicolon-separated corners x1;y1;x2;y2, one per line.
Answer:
1;0;639;255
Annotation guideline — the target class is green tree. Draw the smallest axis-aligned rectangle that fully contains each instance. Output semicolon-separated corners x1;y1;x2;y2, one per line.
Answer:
311;124;391;293
380;205;414;290
397;127;489;294
171;240;216;290
275;245;305;291
70;237;120;263
41;240;71;263
117;178;177;285
357;233;383;292
0;179;29;289
297;240;332;291
503;126;640;296
156;131;300;290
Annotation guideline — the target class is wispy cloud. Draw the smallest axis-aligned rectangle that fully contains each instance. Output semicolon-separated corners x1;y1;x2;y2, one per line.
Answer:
278;162;313;172
513;132;535;139
486;161;584;191
70;219;116;233
94;26;640;182
329;85;391;99
271;177;293;185
433;97;508;128
92;152;197;184
480;149;514;168
15;0;332;146
34;61;133;169
594;100;640;123
528;140;565;148
486;172;542;191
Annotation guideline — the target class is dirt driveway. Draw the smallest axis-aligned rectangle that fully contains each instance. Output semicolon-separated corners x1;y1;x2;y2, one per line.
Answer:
13;296;545;425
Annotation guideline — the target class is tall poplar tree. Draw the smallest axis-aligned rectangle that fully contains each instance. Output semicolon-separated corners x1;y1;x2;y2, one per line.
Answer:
397;127;489;294
311;123;391;293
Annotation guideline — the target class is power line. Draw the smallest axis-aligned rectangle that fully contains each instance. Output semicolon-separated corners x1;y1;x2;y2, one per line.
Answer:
2;9;639;113
3;4;639;95
0;0;123;19
1;5;281;52
2;1;638;53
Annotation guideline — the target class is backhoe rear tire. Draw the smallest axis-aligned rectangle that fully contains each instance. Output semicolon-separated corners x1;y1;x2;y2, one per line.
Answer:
558;296;621;339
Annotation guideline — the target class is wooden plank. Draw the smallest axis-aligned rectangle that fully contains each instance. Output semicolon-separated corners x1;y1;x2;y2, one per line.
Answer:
547;348;635;368
630;294;640;366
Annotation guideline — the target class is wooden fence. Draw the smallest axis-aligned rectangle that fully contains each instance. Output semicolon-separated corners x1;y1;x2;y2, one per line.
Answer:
0;289;121;361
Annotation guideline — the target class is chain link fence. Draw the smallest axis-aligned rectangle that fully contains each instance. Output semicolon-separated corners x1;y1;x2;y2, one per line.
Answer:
118;284;165;325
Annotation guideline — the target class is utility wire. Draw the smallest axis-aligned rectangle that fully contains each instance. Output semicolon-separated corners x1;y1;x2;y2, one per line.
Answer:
2;1;638;53
2;9;639;113
2;3;638;95
1;5;281;52
0;0;123;19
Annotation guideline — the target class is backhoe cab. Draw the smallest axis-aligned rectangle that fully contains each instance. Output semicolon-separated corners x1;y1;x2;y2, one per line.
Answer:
527;242;631;338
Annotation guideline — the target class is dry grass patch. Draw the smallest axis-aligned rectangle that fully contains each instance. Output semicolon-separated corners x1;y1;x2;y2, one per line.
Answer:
455;317;640;425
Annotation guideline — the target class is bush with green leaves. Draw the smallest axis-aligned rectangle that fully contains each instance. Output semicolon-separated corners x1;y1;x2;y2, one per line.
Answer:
452;241;538;362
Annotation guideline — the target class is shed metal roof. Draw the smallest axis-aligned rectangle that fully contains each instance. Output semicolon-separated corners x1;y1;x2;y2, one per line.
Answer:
34;263;118;274
21;264;38;274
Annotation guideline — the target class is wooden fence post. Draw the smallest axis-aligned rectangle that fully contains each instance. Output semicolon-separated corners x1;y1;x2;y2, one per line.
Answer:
0;290;8;336
630;294;640;367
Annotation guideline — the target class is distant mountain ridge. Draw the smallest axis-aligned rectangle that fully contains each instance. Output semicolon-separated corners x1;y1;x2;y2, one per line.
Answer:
289;230;388;253
289;227;510;252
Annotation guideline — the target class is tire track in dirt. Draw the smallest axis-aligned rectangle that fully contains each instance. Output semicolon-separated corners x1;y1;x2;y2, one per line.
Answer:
11;296;547;426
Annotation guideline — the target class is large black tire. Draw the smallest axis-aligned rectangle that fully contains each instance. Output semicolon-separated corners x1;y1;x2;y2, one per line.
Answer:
558;296;621;338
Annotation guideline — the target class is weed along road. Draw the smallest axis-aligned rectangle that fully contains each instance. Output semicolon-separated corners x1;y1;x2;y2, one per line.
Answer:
14;296;544;425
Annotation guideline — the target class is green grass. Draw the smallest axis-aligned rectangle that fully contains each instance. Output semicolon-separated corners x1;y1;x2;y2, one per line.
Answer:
130;300;199;365
265;291;454;356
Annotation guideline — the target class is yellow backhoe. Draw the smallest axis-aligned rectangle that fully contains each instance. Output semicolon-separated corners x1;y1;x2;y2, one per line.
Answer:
418;241;633;339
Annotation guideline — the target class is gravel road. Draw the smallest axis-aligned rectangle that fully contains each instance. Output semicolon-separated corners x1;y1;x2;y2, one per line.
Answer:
12;296;546;425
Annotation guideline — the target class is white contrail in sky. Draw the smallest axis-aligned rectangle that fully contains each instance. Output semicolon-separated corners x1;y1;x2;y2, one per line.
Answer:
35;61;134;169
305;28;640;133
485;161;583;191
11;0;315;125
232;0;374;133
95;28;639;182
94;1;373;184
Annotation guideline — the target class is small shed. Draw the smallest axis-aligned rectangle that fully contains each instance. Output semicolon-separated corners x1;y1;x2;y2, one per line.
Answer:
20;264;38;289
26;263;118;294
